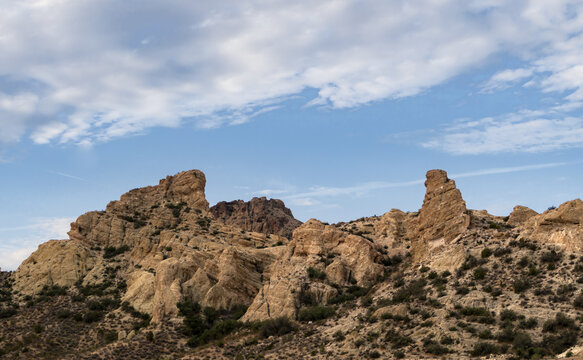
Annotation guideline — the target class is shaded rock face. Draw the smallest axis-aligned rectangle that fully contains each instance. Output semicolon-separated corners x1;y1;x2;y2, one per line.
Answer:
409;170;470;263
211;197;302;239
13;170;286;323
520;199;583;251
242;219;385;321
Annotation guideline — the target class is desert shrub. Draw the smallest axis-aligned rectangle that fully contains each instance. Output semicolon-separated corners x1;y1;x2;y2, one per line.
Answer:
190;319;242;346
494;247;512;257
541;331;578;355
518;318;537;329
298;287;317;306
0;306;17;318
527;266;539;276
540;250;562;263
84;310;103;323
39;285;67;297
500;309;520;322
473;267;487;280
423;339;449;355
307;267;326;280
386;329;414;349
392;279;426;303
103;245;130;259
56;309;72;319
103;330;118;344
481;248;492;258
328;285;370;305
298;306;335;322
333;330;345;341
368;350;381;358
393;350;405;359
259;317;294;338
542;313;577;333
459;255;479;272
496;325;516;343
574;293;583;308
513;278;531;293
471;342;503;356
460;307;495;324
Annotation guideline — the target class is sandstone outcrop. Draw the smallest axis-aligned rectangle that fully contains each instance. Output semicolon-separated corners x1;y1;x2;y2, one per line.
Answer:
508;205;538;226
242;219;385;321
519;199;583;251
13;240;97;294
13;170;286;323
211;197;302;239
408;170;470;263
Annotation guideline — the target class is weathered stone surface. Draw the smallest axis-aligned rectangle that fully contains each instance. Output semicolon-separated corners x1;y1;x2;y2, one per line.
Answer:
13;240;97;294
520;199;583;251
409;170;470;263
508;205;538;226
242;219;384;321
211;197;302;239
13;170;283;324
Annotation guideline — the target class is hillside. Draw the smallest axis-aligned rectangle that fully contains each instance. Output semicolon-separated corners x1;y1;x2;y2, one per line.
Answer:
1;169;583;359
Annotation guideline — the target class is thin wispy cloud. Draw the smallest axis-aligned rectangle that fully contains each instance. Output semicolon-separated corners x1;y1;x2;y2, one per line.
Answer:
424;110;583;154
283;162;569;206
0;1;582;145
48;170;89;182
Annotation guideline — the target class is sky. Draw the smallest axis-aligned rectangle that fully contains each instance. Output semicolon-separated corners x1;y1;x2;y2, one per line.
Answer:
1;0;583;270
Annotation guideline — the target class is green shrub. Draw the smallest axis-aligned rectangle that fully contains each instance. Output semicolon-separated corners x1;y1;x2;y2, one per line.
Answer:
471;342;502;356
103;245;130;259
307;267;326;280
513;278;531;293
392;279;426;303
423;339;449;355
500;309;520;322
259;317;295;338
481;248;492;258
542;313;577;332
473;267;487;280
541;250;562;263
333;330;345;341
103;330;118;344
574;293;583;308
298;306;335;322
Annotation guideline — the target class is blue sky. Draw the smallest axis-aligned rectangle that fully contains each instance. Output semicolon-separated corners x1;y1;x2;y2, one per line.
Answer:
1;0;583;270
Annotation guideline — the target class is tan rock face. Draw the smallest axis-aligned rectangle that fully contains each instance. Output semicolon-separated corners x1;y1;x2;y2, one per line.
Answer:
520;199;583;251
211;197;302;239
13;169;283;324
242;219;385;321
13;240;97;294
409;170;470;263
508;205;538;226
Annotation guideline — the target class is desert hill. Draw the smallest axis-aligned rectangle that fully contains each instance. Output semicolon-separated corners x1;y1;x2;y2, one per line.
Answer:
1;169;583;359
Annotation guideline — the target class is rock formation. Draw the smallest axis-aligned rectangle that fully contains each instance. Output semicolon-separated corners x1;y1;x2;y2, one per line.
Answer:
508;205;538;226
408;169;470;263
242;219;385;321
520;199;583;251
13;170;287;323
211;197;302;239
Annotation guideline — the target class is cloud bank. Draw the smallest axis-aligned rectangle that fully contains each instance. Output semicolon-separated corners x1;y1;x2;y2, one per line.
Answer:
1;0;582;146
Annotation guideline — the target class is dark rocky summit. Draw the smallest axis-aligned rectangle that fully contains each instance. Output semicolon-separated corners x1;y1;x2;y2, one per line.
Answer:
211;197;302;239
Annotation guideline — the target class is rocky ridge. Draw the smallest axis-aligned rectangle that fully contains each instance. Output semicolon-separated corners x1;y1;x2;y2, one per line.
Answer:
211;197;302;239
2;168;583;359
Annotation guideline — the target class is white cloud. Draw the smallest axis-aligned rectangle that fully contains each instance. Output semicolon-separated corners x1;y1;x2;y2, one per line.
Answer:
424;110;583;154
481;68;534;92
0;217;73;270
0;0;581;145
